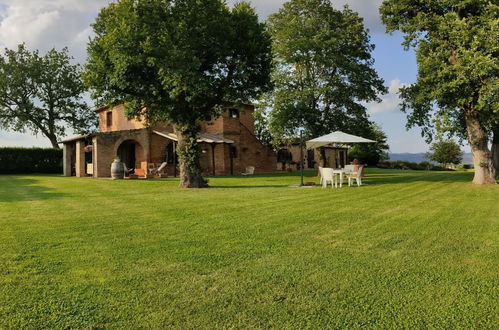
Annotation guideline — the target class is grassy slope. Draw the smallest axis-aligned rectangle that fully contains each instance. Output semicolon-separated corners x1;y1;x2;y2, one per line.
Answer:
0;169;497;328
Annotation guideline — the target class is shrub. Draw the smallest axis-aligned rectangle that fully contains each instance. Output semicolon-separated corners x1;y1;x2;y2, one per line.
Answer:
0;148;62;174
376;160;454;171
377;161;392;169
419;161;433;170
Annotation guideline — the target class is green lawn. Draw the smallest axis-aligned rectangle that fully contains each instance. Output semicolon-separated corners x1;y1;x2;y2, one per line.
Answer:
0;169;497;328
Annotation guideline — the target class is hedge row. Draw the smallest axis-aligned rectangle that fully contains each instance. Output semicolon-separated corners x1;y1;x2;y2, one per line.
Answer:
377;160;453;171
0;148;63;174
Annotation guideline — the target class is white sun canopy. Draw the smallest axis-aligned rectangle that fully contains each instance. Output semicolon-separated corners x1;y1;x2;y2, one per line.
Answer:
306;131;376;150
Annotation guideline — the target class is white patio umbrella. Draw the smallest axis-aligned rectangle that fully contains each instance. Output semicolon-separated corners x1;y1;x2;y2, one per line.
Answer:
292;131;375;187
306;131;376;149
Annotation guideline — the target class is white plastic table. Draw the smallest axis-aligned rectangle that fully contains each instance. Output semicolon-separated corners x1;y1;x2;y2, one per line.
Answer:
331;169;344;188
332;168;355;188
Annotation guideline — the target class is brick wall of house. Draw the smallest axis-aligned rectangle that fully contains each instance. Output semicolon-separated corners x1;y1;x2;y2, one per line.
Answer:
98;104;146;132
216;104;277;174
90;102;276;177
199;103;276;175
149;133;168;164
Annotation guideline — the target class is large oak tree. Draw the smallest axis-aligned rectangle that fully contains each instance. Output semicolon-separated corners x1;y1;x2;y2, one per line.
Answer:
265;0;387;166
380;0;498;184
0;44;94;148
84;0;272;188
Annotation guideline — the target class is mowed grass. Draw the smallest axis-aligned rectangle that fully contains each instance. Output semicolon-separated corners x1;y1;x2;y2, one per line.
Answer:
0;169;497;328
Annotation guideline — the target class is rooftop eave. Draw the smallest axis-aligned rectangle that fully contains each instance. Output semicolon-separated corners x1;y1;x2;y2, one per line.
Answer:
93;105;111;113
59;134;94;144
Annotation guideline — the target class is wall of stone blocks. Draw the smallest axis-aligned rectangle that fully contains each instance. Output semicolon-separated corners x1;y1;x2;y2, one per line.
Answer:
75;141;86;177
63;143;75;176
93;129;150;178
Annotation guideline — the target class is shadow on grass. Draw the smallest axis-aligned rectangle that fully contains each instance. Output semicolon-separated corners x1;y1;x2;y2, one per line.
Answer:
210;184;290;189
210;169;474;189
363;170;473;185
0;176;68;203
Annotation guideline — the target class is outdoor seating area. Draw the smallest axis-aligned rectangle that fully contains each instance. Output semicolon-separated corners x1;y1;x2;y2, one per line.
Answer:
319;165;364;188
294;130;375;188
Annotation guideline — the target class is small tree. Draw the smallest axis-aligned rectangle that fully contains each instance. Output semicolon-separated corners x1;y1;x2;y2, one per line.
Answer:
265;0;386;166
84;0;272;188
0;44;95;148
426;140;463;168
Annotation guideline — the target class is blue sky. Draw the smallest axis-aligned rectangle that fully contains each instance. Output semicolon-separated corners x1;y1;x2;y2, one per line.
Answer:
0;0;451;153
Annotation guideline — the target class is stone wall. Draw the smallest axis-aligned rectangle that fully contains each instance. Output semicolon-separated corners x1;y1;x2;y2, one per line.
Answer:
63;143;75;176
93;129;150;178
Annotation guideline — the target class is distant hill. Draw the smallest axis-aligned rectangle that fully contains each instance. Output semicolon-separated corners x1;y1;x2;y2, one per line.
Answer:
388;152;473;164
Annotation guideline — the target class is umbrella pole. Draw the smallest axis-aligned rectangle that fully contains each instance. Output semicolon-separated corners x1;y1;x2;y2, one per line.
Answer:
300;130;304;186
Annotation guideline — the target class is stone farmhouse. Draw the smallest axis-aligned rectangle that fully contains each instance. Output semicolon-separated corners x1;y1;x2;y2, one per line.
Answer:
62;103;277;178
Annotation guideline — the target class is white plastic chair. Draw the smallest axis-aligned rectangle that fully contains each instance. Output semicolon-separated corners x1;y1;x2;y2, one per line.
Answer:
321;168;337;188
318;166;324;185
150;162;167;175
344;165;355;175
347;165;364;187
242;166;255;175
156;162;167;174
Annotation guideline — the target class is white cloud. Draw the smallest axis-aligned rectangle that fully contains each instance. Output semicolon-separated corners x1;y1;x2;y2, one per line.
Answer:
368;79;409;114
0;0;109;62
0;7;60;47
0;0;385;62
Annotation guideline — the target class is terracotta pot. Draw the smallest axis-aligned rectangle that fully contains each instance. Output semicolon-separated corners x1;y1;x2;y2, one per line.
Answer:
111;160;125;180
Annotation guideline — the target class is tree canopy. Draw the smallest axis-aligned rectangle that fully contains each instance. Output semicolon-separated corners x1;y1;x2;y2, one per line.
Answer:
0;44;94;148
264;0;387;164
84;0;272;188
348;123;389;166
380;0;498;184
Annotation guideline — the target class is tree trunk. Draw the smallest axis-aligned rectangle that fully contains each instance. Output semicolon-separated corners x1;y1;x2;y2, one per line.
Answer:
492;126;499;175
174;124;208;188
465;113;497;185
47;134;60;149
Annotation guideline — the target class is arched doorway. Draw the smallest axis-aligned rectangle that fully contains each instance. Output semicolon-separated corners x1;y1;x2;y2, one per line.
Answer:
117;140;141;169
